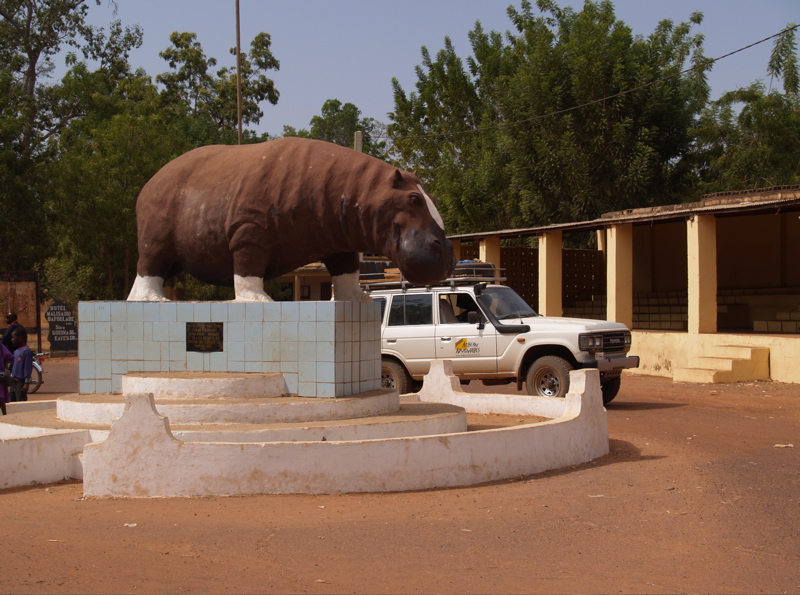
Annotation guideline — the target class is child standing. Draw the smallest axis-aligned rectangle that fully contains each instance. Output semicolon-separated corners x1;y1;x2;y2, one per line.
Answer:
10;327;32;402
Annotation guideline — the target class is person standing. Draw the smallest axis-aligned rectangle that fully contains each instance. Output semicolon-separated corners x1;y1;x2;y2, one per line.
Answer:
0;342;11;414
2;312;22;353
9;327;32;402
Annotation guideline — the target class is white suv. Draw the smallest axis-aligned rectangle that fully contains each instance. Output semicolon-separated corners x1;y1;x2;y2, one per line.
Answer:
365;269;639;405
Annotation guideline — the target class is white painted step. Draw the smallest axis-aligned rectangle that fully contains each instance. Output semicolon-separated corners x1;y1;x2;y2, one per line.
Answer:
673;346;769;384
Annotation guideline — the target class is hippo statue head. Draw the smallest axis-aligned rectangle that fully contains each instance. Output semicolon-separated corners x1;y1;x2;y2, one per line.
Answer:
377;170;457;286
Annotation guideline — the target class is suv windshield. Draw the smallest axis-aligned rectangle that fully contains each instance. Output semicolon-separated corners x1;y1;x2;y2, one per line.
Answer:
477;286;537;320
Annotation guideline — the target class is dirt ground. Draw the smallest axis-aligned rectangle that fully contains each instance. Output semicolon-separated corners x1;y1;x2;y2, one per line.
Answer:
1;360;798;594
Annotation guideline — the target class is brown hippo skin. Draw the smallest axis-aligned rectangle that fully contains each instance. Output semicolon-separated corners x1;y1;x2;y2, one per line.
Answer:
127;137;456;301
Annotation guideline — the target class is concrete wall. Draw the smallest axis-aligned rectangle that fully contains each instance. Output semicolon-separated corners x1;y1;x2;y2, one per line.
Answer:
82;368;609;497
717;213;800;289
633;221;687;294
631;212;800;294
77;301;381;398
630;331;800;383
0;431;89;488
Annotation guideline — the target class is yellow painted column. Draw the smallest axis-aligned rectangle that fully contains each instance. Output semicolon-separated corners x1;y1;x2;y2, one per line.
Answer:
293;275;302;302
451;239;461;262
607;224;633;327
538;231;563;317
687;215;717;334
596;229;607;254
479;236;501;270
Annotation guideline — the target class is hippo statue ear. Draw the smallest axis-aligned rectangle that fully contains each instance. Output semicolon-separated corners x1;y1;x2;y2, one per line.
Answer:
390;169;405;188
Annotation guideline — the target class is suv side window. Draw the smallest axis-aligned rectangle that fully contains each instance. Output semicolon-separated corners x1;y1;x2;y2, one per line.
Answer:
388;294;433;326
372;297;387;321
439;293;480;323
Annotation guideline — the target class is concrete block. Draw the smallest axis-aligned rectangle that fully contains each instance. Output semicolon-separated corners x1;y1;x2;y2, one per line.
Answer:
280;321;298;342
227;302;246;322
79;301;381;399
81;322;95;342
176;302;194;322
245;302;264;322
78;302;94;322
159;302;177;322
281;302;299;322
95;322;111;341
193;302;211;322
126;302;144;322
142;302;161;322
299;301;317;322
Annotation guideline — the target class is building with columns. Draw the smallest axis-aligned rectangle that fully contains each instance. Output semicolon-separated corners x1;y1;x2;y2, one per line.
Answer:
446;186;800;385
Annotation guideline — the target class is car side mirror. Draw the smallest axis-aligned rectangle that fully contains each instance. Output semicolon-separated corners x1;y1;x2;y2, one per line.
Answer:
468;310;484;329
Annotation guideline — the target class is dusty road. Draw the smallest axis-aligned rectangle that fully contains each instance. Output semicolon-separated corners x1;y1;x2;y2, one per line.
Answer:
1;360;798;594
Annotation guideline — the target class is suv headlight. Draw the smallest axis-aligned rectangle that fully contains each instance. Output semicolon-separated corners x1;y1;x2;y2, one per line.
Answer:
579;333;604;353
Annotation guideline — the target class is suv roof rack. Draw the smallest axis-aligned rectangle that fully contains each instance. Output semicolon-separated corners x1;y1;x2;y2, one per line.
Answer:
360;271;507;292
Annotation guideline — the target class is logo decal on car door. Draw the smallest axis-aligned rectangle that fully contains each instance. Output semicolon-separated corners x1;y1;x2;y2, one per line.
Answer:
455;338;480;354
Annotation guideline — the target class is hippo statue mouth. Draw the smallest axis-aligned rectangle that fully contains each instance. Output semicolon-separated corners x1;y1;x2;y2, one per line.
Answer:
393;224;457;286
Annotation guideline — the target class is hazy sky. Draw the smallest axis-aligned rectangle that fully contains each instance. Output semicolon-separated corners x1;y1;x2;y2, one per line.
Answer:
71;0;798;136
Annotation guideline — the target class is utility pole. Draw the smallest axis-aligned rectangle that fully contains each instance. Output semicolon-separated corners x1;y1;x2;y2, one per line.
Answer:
354;130;363;153
235;0;243;145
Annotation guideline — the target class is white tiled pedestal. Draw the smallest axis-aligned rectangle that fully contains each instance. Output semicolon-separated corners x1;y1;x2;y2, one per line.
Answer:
77;301;381;398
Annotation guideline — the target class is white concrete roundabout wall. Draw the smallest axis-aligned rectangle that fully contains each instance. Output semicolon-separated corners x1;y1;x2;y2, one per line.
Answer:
1;363;609;496
80;362;609;497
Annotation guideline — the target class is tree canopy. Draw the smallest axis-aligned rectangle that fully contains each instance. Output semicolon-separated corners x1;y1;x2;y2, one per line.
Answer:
283;98;388;160
693;24;799;192
389;0;716;234
157;30;280;144
0;0;797;302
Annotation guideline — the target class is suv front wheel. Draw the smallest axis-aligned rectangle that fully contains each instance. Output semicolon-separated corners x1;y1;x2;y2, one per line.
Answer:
601;376;621;405
526;356;572;399
381;359;412;394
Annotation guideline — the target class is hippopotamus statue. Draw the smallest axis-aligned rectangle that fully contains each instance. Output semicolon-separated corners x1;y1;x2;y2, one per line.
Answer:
128;137;456;301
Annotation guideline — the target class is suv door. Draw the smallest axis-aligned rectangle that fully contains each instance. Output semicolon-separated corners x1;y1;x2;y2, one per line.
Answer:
381;293;436;377
434;291;498;376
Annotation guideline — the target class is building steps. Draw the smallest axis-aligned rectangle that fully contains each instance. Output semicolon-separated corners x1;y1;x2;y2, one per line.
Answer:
673;345;770;383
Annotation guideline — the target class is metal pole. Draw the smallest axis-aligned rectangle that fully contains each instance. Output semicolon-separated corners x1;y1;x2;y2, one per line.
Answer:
354;130;363;153
235;0;243;145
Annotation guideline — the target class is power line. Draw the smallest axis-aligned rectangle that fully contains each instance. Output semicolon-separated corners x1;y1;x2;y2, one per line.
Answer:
385;23;799;143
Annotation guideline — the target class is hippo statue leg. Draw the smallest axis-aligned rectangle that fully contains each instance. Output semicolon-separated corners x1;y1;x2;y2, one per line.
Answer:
325;253;372;302
331;272;372;302
128;275;168;301
233;275;273;302
228;223;275;302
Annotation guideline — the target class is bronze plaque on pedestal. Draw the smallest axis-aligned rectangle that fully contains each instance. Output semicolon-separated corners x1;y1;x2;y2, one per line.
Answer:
186;322;224;352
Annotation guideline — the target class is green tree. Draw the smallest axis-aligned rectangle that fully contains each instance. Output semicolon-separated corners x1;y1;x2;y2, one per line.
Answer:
0;0;99;155
43;21;190;300
283;99;388;160
693;25;799;192
48;74;193;300
389;0;711;234
157;30;280;144
0;0;105;270
390;30;511;231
